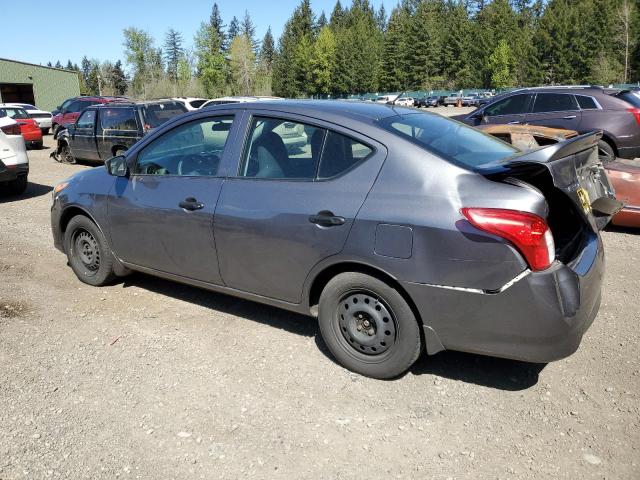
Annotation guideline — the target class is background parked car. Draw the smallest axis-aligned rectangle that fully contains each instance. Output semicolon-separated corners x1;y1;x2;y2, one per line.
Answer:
172;97;208;111
0;116;28;194
443;92;463;106
53;100;188;164
421;95;446;107
394;97;414;107
462;93;482;107
51;96;129;135
454;86;640;163
0;105;43;149
6;103;52;134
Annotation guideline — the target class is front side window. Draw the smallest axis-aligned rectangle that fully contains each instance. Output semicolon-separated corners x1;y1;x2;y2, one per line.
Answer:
484;94;529;116
532;93;578;113
100;108;138;131
379;113;516;169
76;110;96;129
134;116;233;176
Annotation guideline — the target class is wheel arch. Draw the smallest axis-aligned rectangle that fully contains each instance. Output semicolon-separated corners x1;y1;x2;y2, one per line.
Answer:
599;132;618;156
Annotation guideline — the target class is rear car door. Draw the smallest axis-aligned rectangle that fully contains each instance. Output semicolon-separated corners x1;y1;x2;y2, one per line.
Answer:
471;94;531;126
96;106;141;160
214;112;386;303
525;93;582;131
108;113;240;284
69;109;99;160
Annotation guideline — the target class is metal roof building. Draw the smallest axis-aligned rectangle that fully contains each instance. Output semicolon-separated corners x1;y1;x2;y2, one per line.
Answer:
0;58;80;111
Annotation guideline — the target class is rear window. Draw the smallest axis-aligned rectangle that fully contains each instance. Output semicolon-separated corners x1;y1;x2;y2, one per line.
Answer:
0;108;29;119
616;91;640;108
378;113;516;169
142;103;188;128
100;108;138;131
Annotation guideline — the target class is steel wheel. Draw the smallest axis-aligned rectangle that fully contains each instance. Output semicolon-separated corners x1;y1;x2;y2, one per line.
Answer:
338;291;397;355
73;230;100;274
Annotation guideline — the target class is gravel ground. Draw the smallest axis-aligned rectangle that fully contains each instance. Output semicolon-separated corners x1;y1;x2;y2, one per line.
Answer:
0;131;638;480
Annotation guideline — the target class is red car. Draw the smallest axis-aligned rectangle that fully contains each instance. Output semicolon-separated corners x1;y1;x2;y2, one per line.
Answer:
0;105;43;149
51;96;128;134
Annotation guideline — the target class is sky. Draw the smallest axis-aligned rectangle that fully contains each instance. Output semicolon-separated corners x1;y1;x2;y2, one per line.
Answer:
1;0;385;70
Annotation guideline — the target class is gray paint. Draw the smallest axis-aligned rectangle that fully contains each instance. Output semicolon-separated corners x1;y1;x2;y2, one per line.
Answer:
51;100;615;363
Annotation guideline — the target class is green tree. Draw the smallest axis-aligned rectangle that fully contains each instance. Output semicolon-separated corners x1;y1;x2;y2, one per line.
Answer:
209;2;227;51
122;27;157;94
378;5;410;91
164;29;184;82
194;19;227;96
310;26;337;95
229;35;256;95
488;39;513;88
110;60;128;95
241;10;259;53
228;16;240;43
260;26;276;71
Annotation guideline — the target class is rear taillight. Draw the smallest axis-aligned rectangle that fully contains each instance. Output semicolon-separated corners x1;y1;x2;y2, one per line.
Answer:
0;124;21;135
627;107;640;127
461;208;555;271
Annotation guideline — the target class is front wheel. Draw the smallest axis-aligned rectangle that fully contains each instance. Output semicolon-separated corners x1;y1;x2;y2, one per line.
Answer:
64;216;117;286
318;272;422;379
41;128;50;135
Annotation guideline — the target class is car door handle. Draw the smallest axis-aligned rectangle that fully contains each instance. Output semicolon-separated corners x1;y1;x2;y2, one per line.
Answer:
507;121;522;125
309;211;345;227
563;115;577;119
179;197;204;211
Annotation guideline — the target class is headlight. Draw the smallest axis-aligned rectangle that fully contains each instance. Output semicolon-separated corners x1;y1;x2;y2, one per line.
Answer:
52;182;68;200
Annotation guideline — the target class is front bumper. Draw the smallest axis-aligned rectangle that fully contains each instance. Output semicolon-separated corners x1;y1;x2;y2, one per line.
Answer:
51;200;64;252
403;234;604;363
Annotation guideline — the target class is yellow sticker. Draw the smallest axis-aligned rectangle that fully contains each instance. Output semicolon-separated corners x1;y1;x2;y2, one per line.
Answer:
577;187;591;214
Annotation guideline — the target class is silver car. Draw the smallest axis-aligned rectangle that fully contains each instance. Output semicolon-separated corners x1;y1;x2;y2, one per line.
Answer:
50;101;621;378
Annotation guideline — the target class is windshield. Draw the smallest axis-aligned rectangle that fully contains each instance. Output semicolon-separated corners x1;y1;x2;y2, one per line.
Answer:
141;103;188;128
378;113;517;169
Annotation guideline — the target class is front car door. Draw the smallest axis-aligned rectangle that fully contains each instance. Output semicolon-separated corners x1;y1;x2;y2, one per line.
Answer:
69;109;99;161
478;93;532;126
214;111;387;304
108;112;240;285
524;93;582;131
96;106;141;160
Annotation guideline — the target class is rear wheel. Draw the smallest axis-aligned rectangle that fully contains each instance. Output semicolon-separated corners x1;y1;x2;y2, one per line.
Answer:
318;272;422;379
41;128;50;135
597;140;615;164
64;216;116;286
60;143;75;164
6;176;27;195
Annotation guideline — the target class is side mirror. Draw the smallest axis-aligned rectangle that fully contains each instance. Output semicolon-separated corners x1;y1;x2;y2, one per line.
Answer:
105;155;128;177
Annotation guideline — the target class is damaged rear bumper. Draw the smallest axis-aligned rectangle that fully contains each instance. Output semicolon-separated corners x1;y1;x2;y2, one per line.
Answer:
403;234;604;363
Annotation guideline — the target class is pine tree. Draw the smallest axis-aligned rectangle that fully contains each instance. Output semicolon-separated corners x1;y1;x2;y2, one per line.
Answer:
47;62;52;67
111;60;128;95
194;19;227;96
241;10;259;53
378;5;410;91
376;4;387;31
317;11;328;30
209;3;227;51
310;26;337;95
164;29;184;82
65;60;74;70
260;27;275;71
228;16;240;43
330;0;346;27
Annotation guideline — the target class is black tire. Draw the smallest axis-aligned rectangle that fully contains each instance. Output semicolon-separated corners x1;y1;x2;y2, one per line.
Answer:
318;272;422;379
64;216;117;286
113;148;127;157
60;144;75;164
6;176;27;195
597;140;615;165
41;128;50;135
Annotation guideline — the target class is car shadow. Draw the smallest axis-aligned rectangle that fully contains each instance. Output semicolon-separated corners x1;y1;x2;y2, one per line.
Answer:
122;272;544;390
409;350;545;391
121;273;317;338
605;224;639;235
0;182;53;203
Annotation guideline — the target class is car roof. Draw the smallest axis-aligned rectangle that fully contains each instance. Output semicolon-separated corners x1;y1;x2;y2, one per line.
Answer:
91;99;183;108
202;99;415;123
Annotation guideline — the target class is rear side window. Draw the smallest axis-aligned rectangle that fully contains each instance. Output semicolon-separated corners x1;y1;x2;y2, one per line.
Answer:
484;94;529;116
379;113;516;169
0;108;29;119
142;103;188;128
576;95;598;110
100;108;138;131
532;93;578;113
318;131;373;179
189;100;207;109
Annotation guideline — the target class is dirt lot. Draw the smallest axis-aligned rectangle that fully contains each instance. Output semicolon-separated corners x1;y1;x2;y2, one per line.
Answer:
1;125;639;480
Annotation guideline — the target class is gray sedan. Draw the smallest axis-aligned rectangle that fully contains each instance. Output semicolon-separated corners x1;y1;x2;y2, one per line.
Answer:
50;100;621;379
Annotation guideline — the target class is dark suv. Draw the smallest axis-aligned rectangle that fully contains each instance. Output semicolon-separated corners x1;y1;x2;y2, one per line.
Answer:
52;96;129;135
454;87;640;162
65;100;187;163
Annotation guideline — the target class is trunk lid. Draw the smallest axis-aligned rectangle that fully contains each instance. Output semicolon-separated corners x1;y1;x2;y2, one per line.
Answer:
477;132;623;263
